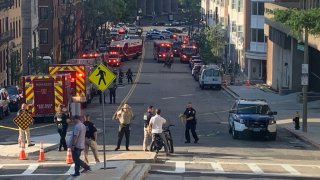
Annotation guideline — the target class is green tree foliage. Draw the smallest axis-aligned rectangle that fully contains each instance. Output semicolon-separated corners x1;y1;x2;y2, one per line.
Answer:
272;8;320;38
199;24;226;64
9;51;22;84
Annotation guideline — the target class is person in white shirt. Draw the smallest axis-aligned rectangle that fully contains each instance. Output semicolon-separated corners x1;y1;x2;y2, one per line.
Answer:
148;109;169;155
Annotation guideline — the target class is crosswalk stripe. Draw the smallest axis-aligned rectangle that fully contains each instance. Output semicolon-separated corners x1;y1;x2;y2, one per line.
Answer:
175;161;185;173
281;164;301;175
0;165;3;169
22;164;39;175
210;162;224;173
64;164;75;175
247;163;264;174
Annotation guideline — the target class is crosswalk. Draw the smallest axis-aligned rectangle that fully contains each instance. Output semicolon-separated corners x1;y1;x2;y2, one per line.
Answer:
150;160;320;177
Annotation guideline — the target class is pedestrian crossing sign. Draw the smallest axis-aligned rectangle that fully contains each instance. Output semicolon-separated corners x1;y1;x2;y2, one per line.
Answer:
89;63;116;92
13;112;34;130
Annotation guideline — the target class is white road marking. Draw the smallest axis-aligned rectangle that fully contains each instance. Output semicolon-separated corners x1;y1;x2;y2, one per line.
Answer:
281;164;301;175
0;174;68;177
64;164;75;175
247;163;264;174
179;94;193;97
161;97;176;100
0;165;3;169
175;161;185;173
22;164;39;175
210;162;224;173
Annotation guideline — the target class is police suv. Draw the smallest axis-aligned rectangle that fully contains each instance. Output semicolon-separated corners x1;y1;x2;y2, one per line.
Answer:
228;99;277;140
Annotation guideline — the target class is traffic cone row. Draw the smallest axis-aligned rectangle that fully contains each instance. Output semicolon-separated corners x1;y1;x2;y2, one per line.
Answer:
18;141;74;164
38;142;45;162
18;141;27;160
65;148;73;164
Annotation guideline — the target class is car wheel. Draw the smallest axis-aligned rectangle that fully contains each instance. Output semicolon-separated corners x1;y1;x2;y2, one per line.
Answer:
269;133;277;141
201;84;204;90
232;125;239;139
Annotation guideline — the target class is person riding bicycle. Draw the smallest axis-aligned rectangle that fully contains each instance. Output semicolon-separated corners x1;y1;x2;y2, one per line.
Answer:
163;53;172;68
148;109;170;155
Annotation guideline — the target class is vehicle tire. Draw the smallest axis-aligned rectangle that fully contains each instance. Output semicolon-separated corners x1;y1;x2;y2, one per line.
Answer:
5;107;10;116
200;84;204;90
232;125;239;139
0;108;4;120
228;125;232;134
167;139;174;153
269;133;277;141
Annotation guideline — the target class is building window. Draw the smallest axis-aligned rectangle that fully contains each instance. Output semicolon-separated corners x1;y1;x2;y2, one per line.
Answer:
232;0;236;9
39;29;49;44
237;25;244;37
251;2;264;15
0;51;2;72
251;28;265;42
19;19;21;37
39;6;49;20
221;0;224;6
232;21;236;32
238;0;243;12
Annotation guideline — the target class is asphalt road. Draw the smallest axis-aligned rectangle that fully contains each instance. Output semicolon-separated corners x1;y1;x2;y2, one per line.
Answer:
1;35;320;179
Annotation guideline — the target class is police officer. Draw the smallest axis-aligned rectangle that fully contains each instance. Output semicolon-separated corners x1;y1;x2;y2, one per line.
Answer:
142;105;154;151
109;80;117;104
98;90;106;104
118;69;124;85
183;102;199;144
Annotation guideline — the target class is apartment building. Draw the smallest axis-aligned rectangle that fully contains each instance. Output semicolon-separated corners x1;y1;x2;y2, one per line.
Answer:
0;0;22;86
21;0;39;75
38;0;61;64
264;0;320;93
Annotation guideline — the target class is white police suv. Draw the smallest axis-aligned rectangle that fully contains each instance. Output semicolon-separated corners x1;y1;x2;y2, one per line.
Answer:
228;99;277;140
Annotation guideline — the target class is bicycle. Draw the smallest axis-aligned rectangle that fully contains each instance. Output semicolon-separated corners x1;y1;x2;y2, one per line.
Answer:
150;124;174;153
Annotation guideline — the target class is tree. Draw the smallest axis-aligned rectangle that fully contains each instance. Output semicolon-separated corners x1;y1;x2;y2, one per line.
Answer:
9;51;22;84
199;24;226;64
272;8;320;132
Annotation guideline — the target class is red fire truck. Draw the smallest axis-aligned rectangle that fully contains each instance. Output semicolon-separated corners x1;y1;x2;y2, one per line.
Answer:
180;45;198;63
153;40;174;63
107;39;143;62
22;74;72;119
48;64;93;107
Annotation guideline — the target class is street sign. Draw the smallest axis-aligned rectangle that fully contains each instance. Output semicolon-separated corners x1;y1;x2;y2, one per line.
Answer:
301;74;308;86
88;63;116;92
13;112;34;130
302;64;308;74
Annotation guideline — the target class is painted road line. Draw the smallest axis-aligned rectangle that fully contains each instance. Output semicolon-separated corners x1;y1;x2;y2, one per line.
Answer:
247;163;264;174
64;164;75;175
161;97;176;100
175;161;185;173
281;164;301;175
179;94;193;97
0;125;19;131
0;165;3;169
210;162;224;173
22;164;39;175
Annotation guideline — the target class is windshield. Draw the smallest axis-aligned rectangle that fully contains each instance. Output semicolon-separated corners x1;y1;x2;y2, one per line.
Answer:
159;46;171;52
182;48;196;55
7;87;18;96
237;104;270;114
204;69;220;77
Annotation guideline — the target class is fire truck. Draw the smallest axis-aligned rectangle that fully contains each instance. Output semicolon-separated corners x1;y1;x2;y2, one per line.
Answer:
180;45;198;63
107;39;143;63
48;64;93;107
153;40;174;63
22;74;72;119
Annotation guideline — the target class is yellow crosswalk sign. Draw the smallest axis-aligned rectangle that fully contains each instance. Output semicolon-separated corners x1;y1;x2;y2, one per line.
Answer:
89;63;116;92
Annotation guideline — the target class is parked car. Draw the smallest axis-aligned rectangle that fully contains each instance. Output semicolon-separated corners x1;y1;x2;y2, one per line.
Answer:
166;28;183;33
228;99;277;140
152;22;165;26
198;64;222;90
161;31;172;39
190;59;203;70
192;64;202;78
0;88;10;119
147;32;165;40
6;86;21;112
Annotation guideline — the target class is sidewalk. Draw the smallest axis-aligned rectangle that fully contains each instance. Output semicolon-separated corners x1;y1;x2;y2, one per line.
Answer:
224;84;320;149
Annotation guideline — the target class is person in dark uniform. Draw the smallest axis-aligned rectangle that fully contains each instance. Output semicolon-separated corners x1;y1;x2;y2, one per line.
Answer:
293;111;300;130
143;105;154;151
83;114;100;164
54;104;69;151
118;69;124;85
183;102;199;144
98;90;106;104
126;68;133;84
109;80;117;104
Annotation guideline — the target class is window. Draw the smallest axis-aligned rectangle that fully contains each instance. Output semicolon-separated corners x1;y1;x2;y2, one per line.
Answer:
238;0;243;12
39;7;49;20
221;0;224;6
39;29;48;44
0;51;2;72
232;21;236;32
237;25;244;37
251;2;264;15
251;28;265;42
232;0;236;9
19;19;21;37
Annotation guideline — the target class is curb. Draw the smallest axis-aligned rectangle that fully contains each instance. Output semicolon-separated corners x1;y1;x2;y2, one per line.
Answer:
281;126;320;150
222;86;240;99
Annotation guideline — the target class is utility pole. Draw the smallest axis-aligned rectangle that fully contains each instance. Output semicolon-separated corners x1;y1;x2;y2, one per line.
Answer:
302;29;309;132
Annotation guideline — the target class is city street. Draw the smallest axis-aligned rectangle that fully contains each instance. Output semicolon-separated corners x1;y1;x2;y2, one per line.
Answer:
1;38;320;179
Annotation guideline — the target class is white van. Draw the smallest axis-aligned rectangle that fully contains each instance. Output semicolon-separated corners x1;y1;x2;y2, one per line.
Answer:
198;65;222;90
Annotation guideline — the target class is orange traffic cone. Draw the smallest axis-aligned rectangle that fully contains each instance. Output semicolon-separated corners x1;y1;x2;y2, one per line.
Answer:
18;141;28;160
65;148;73;164
38;142;45;162
246;79;250;87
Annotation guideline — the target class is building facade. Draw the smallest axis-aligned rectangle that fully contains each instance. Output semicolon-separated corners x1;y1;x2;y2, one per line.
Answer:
21;0;39;75
38;0;61;64
264;0;320;93
137;0;179;16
